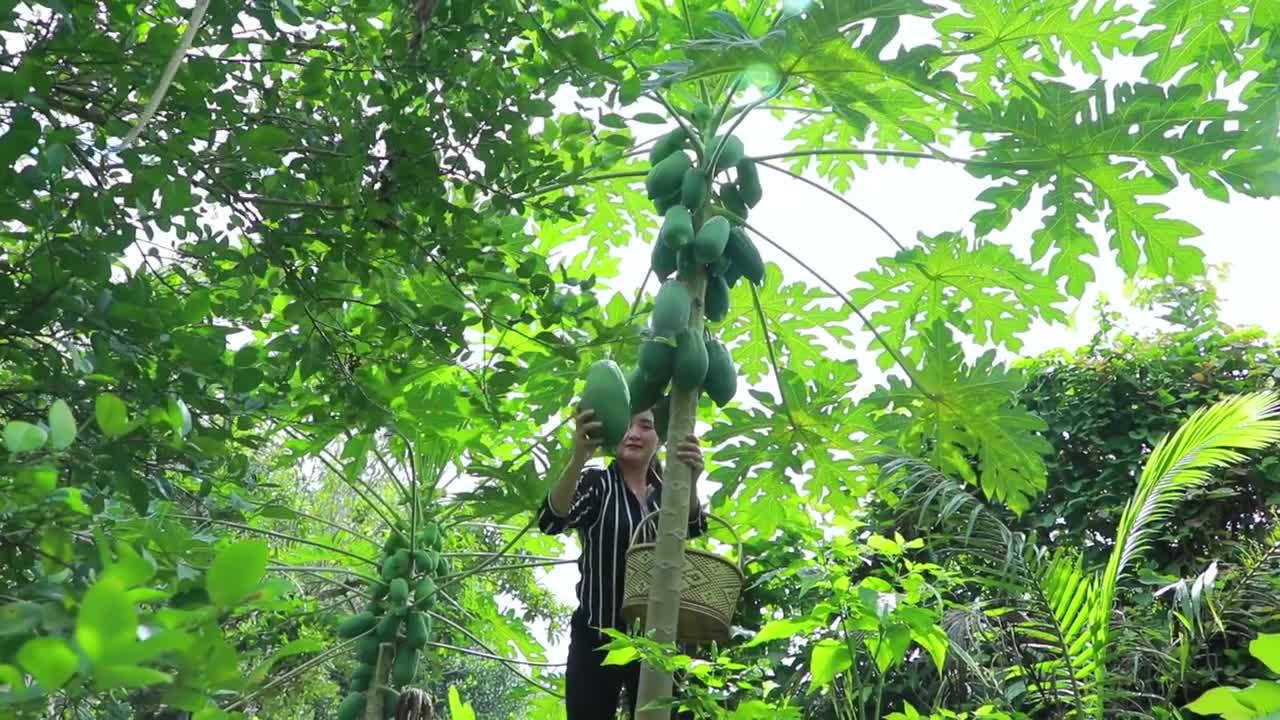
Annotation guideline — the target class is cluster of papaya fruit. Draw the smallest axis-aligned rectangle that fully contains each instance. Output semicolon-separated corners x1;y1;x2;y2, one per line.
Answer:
335;521;447;720
579;108;767;447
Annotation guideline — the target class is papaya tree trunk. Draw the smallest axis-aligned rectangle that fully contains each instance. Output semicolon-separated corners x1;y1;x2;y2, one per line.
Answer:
634;269;707;719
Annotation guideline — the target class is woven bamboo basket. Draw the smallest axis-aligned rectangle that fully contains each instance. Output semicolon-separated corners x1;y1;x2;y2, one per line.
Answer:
620;510;743;646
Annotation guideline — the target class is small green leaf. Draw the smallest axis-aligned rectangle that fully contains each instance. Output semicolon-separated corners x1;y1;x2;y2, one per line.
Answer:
743;618;815;648
75;577;136;663
17;636;78;690
94;393;131;438
448;687;477;720
93;663;172;689
633;113;667;124
809;639;852;688
206;539;269;608
1251;633;1280;674
4;420;48;454
167;397;192;437
48;399;76;449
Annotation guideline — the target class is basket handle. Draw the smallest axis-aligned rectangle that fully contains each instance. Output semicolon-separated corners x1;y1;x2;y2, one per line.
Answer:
629;509;744;571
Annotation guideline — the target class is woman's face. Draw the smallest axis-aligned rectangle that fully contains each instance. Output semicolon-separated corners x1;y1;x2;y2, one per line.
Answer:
616;409;659;465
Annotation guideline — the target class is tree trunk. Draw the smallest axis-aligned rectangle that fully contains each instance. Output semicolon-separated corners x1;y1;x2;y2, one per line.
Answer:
634;269;706;719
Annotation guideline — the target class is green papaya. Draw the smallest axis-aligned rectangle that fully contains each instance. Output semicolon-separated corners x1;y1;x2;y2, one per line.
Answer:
653;393;671;440
691;102;712;127
704;338;738;407
736;159;762;207
692;216;730;264
639;338;676;379
414;576;437;609
723;264;743;288
645;151;691;200
708;252;732;277
412;549;436;575
337;611;378;639
388;578;409;606
726;227;765;286
355;635;380;664
423;549;442;573
392;647;420;686
711;135;745;174
419;521;441;550
436;556;452;577
337;691;366;720
369;581;389;601
376;611;402;641
654;190;681;215
676;244;701;281
351;663;374;692
651;240;678;281
581;359;631;448
651;280;692;338
405;611;430;650
704;273;730;323
628;367;663;415
382;531;406;557
680;168;707;210
381;689;399;719
381;549;410;581
720;184;749;220
673;331;709;392
658;205;693;250
649;127;688;165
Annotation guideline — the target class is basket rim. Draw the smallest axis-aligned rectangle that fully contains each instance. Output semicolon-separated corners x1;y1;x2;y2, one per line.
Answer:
624;542;746;583
628;510;744;571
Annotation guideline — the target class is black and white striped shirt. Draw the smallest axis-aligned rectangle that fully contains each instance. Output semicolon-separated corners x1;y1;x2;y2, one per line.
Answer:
538;461;708;630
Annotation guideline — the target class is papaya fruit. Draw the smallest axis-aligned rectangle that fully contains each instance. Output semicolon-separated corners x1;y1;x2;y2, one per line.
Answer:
680;168;707;210
708;252;732;277
381;689;399;719
392;647;420;686
382;531;406;557
405;611;430;650
412;549;436;575
414;576;437;609
381;549;410;581
726;227;765;286
673;331;709;392
436;556;452;577
377;611;402;641
692;216;730;264
388;578;409;606
639;338;676;379
651;240;678;281
351;663;374;692
704;273;730;323
658;205;693;250
419;521;441;550
704;338;738;407
356;635;380;664
651;280;692;337
645;151;691;200
649;127;688;165
711;135;745;174
723;264;743;288
337;691;366;720
580;359;631;448
675;244;698;280
691;102;712;128
628;367;663;415
369;581;389;601
720;184;749;220
652;393;671;440
736;158;762;207
654;190;681;215
337;611;378;639
423;549;442;573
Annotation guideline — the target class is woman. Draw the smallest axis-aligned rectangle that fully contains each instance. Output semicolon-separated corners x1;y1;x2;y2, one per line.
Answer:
538;404;707;719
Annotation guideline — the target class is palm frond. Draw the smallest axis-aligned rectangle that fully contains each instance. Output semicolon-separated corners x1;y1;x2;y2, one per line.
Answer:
1095;392;1280;683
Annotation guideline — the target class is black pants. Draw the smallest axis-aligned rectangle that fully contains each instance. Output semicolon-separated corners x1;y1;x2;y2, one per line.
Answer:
565;612;693;719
